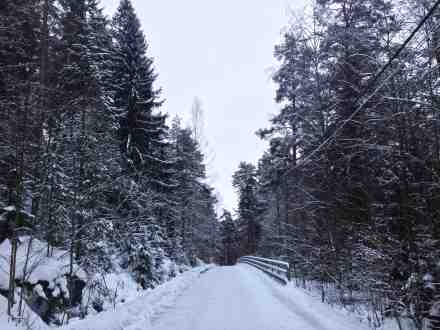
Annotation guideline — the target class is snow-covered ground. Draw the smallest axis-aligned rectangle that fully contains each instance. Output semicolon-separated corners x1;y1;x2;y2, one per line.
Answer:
2;262;408;330
0;294;49;330
0;237;85;296
0;236;194;330
152;264;370;330
63;265;210;330
1;265;209;330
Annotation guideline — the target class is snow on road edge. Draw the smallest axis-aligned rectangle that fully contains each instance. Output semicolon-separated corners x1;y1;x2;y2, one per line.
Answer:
64;265;212;330
240;264;371;330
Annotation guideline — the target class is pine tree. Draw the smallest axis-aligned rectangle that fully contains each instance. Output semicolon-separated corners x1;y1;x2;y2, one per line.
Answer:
219;210;239;266
232;162;261;256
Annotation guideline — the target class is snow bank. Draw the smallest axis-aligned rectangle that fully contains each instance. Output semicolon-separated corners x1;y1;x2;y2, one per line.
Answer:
0;235;202;328
0;237;88;325
0;236;85;293
235;264;369;330
86;271;142;310
0;295;49;330
64;266;210;330
277;271;409;330
82;256;190;314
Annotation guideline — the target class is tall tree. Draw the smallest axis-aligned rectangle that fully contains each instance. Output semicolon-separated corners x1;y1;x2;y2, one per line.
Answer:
233;162;261;255
0;0;41;315
169;118;218;264
219;210;239;266
110;0;167;178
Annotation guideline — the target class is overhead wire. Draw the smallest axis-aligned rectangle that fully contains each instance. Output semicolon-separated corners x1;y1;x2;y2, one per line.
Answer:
288;0;440;171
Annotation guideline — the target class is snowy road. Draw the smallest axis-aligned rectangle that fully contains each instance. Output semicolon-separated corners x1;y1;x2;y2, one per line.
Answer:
152;264;368;330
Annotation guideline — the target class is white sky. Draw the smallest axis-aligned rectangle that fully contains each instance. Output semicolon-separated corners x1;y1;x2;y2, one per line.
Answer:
102;0;306;213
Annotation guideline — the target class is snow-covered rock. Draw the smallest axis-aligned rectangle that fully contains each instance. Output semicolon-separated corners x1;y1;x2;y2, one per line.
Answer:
0;237;86;324
0;294;49;330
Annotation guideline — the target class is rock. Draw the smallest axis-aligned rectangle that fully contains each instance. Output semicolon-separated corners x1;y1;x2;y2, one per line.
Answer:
92;298;104;313
28;294;51;323
0;288;8;299
13;275;86;325
67;275;86;307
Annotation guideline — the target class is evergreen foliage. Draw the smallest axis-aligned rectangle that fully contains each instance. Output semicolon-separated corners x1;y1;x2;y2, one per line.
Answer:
246;0;440;328
0;0;220;322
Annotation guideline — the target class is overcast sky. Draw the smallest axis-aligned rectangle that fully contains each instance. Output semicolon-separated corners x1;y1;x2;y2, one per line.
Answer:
102;0;306;213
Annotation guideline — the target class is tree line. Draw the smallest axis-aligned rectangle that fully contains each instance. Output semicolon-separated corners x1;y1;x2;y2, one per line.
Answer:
0;0;221;320
234;0;440;328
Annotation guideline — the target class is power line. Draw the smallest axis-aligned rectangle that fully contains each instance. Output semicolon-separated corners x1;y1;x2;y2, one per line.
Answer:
290;0;440;171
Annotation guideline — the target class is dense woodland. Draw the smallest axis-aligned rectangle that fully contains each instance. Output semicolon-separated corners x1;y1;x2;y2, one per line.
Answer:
5;0;440;329
0;0;223;322
231;0;440;328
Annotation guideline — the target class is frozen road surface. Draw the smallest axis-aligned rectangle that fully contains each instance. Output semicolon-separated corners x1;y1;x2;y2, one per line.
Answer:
152;264;368;330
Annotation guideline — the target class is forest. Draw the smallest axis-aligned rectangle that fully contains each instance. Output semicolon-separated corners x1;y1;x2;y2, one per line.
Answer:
3;0;440;329
232;0;440;329
0;0;224;325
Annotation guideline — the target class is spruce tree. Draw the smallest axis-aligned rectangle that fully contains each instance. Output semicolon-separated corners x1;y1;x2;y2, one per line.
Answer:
0;0;41;315
110;0;174;238
110;0;168;181
169;117;218;264
232;162;261;255
219;210;239;266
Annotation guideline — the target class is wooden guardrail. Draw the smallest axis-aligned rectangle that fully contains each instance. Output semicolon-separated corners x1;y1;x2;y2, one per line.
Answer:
238;256;290;285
